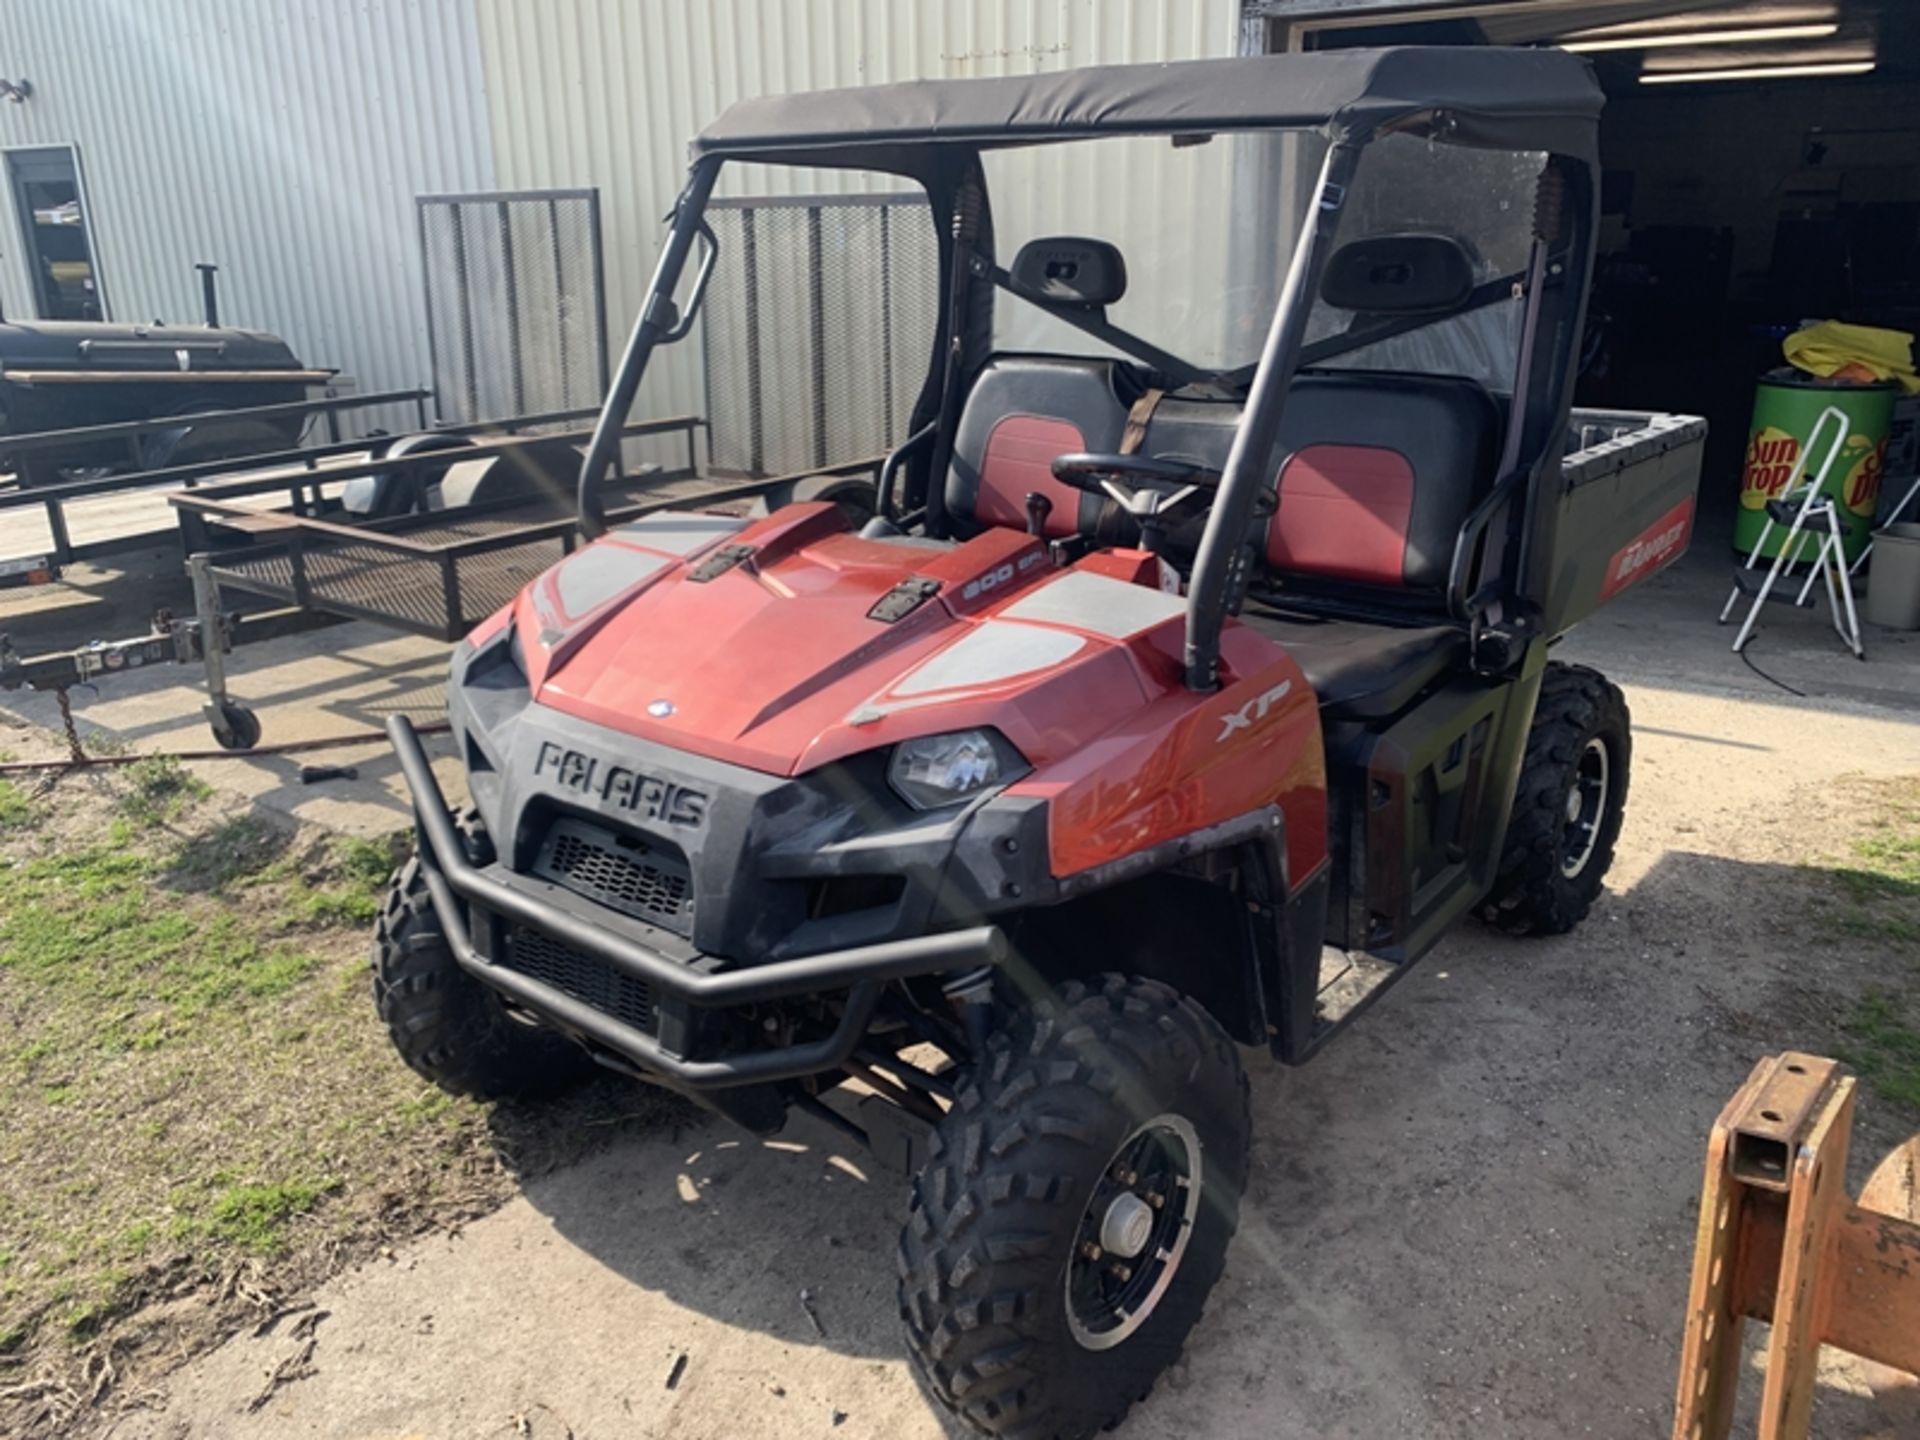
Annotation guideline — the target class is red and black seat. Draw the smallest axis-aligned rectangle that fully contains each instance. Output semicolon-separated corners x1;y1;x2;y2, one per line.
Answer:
943;356;1130;540
942;356;1501;718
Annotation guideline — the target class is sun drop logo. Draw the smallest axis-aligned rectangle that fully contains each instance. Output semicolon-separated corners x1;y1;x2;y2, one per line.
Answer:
1841;435;1885;517
1740;427;1800;509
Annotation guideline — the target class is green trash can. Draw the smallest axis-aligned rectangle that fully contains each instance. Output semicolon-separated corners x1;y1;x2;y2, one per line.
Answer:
1736;371;1896;565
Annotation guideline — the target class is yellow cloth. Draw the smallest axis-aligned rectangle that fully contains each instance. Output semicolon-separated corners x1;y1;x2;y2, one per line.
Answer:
1783;320;1920;395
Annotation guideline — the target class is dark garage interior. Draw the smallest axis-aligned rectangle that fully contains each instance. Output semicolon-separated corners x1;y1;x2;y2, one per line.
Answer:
1295;0;1919;555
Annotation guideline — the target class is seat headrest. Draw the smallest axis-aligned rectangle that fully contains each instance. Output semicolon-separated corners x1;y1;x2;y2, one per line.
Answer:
1009;237;1127;308
1321;233;1475;315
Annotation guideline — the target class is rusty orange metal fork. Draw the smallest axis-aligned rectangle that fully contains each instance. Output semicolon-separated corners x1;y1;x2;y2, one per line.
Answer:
1672;1052;1920;1439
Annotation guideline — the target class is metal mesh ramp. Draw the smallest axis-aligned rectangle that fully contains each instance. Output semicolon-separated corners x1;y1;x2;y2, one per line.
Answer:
703;194;940;477
419;189;610;425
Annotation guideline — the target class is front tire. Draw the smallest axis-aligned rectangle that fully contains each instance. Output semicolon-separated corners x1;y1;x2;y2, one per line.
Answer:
897;976;1249;1440
1478;662;1631;936
372;811;591;1099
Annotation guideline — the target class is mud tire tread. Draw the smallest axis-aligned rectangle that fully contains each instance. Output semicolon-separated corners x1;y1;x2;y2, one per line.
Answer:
897;976;1250;1440
371;809;590;1099
1477;662;1631;937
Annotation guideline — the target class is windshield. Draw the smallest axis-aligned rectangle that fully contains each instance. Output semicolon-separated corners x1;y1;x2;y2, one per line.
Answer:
1304;132;1548;391
635;164;942;478
982;128;1548;393
630;132;1552;481
981;132;1307;375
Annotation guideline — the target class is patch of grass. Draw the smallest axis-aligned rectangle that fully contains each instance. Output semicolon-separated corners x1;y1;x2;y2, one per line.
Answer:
166;820;399;930
170;814;290;892
0;775;488;1393
0;751;677;1427
186;1176;341;1256
1819;779;1920;945
117;755;210;825
1842;993;1920;1115
1816;779;1920;1116
0;779;31;830
0;834;319;1045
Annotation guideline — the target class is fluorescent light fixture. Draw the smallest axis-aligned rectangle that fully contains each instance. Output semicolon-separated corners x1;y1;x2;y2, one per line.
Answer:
1641;59;1875;83
1563;22;1838;52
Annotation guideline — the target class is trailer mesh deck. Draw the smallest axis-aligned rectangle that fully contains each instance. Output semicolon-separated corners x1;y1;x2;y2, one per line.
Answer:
203;473;733;640
211;530;562;636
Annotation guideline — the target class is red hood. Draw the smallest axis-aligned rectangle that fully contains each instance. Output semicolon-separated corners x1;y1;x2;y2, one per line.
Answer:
509;504;1190;776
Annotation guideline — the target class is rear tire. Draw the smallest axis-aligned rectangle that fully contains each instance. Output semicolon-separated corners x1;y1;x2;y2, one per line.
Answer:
750;473;877;526
897;975;1249;1440
1478;662;1630;936
372;810;591;1099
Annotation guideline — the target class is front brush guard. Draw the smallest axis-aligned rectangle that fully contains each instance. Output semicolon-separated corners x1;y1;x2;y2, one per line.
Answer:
386;715;1005;1090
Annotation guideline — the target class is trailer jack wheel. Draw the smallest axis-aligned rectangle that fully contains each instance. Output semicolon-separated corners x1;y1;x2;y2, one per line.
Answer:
209;701;262;752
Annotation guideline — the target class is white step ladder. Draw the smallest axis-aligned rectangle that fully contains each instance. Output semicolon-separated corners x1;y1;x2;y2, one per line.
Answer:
1719;404;1864;659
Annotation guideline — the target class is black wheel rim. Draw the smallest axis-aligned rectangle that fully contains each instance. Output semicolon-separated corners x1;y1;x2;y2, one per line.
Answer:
1561;737;1610;879
1065;1113;1202;1351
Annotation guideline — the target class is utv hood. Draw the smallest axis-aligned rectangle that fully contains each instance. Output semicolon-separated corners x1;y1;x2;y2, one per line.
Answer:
502;504;1190;776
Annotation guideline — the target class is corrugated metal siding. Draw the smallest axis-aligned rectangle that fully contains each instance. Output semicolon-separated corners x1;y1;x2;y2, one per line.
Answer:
0;0;497;415
473;0;1245;444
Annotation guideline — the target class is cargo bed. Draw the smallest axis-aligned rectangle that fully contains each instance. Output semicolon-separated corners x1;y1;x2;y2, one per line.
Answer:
1545;406;1708;638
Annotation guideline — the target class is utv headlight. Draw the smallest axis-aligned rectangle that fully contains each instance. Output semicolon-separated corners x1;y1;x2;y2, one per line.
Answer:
887;729;1028;811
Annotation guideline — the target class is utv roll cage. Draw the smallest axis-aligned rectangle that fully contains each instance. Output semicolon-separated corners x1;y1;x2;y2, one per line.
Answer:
575;46;1605;691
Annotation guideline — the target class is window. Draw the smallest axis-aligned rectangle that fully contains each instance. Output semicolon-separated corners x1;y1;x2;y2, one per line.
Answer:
8;145;106;321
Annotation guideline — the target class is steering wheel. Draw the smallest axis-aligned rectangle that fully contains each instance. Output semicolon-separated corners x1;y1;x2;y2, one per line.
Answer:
1049;453;1220;555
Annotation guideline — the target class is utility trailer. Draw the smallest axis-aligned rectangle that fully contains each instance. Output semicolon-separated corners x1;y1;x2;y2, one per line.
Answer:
0;387;434;588
0;404;881;750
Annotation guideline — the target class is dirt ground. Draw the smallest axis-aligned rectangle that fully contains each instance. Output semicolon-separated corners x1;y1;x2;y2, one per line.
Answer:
69;672;1915;1440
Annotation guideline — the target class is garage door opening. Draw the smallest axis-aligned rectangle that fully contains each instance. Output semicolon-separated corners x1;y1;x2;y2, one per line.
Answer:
1252;0;1919;564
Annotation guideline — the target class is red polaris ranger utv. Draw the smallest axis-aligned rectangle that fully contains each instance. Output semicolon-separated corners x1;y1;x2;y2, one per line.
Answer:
377;47;1704;1439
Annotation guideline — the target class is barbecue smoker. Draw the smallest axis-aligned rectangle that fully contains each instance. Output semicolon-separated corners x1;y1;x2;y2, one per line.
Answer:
374;47;1706;1439
0;316;328;483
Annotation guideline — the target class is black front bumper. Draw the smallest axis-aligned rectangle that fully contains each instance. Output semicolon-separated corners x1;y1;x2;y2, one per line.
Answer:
389;715;1006;1090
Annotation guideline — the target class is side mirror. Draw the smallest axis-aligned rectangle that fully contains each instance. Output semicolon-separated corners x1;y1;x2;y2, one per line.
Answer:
1009;237;1127;309
1321;233;1475;315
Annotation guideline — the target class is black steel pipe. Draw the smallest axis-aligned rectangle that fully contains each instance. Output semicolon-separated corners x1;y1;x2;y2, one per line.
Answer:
414;852;888;1089
195;262;220;328
1184;140;1361;692
577;161;720;539
0;387;430;459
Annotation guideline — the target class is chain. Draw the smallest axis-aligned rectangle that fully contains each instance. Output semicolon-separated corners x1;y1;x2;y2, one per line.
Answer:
54;687;86;764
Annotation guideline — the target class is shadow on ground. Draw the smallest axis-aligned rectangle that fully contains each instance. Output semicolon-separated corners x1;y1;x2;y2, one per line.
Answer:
489;840;1913;1438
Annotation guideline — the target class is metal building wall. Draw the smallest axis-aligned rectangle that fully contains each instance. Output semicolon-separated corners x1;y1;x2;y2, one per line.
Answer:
472;0;1246;443
0;0;497;409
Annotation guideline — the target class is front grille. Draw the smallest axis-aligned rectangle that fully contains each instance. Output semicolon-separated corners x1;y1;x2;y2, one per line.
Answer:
533;817;693;935
503;927;655;1034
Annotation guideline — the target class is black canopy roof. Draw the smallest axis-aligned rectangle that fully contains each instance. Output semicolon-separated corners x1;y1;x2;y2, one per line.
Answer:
691;46;1603;173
